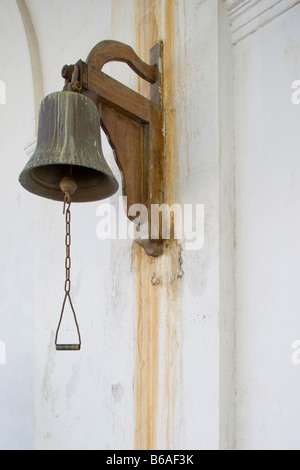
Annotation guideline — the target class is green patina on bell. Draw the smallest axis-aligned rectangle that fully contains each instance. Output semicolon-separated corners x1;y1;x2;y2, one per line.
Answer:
19;91;119;202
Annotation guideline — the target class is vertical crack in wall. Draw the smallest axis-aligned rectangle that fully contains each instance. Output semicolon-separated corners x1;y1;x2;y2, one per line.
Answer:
134;0;183;450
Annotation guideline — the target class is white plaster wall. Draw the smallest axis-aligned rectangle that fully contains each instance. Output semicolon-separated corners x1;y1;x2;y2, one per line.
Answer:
178;0;222;450
5;0;300;451
25;0;228;450
234;3;300;450
1;0;234;450
218;0;235;450
24;0;137;451
0;0;35;450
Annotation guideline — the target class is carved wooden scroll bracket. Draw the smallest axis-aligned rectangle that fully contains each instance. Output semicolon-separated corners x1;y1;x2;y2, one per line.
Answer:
62;40;165;257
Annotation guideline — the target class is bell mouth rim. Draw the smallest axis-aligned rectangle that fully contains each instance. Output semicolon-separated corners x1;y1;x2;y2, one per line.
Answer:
19;163;119;203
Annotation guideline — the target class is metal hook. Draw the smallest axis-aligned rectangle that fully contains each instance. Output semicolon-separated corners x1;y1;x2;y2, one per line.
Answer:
63;193;71;215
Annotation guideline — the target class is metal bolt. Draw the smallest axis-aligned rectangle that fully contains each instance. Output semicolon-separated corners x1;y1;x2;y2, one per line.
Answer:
71;81;83;93
61;64;74;81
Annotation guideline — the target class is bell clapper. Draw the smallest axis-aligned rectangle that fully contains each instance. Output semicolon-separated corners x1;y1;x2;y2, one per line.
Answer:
60;174;77;214
59;173;78;196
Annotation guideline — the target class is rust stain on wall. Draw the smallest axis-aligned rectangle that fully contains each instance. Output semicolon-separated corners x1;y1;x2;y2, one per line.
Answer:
134;239;183;450
134;242;161;450
163;0;178;209
134;0;182;450
136;0;161;97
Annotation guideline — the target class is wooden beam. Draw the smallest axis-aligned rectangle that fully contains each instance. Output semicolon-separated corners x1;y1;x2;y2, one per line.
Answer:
87;66;160;125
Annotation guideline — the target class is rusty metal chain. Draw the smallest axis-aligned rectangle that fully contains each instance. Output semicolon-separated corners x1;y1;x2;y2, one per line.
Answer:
65;205;71;294
55;196;81;351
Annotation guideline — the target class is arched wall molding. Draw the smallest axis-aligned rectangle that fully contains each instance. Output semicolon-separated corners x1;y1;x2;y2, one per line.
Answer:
223;0;300;45
15;0;44;136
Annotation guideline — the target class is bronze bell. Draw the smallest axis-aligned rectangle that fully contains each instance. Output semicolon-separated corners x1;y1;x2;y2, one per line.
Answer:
19;91;119;202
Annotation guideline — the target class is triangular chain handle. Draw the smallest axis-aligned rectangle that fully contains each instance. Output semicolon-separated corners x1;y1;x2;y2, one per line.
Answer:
55;199;81;351
55;292;81;351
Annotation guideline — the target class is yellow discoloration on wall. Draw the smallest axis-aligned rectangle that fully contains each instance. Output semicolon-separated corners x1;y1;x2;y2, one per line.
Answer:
134;242;161;450
136;0;162;97
163;0;178;208
134;240;183;450
134;0;182;450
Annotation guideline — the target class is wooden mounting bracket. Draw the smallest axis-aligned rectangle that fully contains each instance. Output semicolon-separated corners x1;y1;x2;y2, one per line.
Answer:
62;40;165;257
